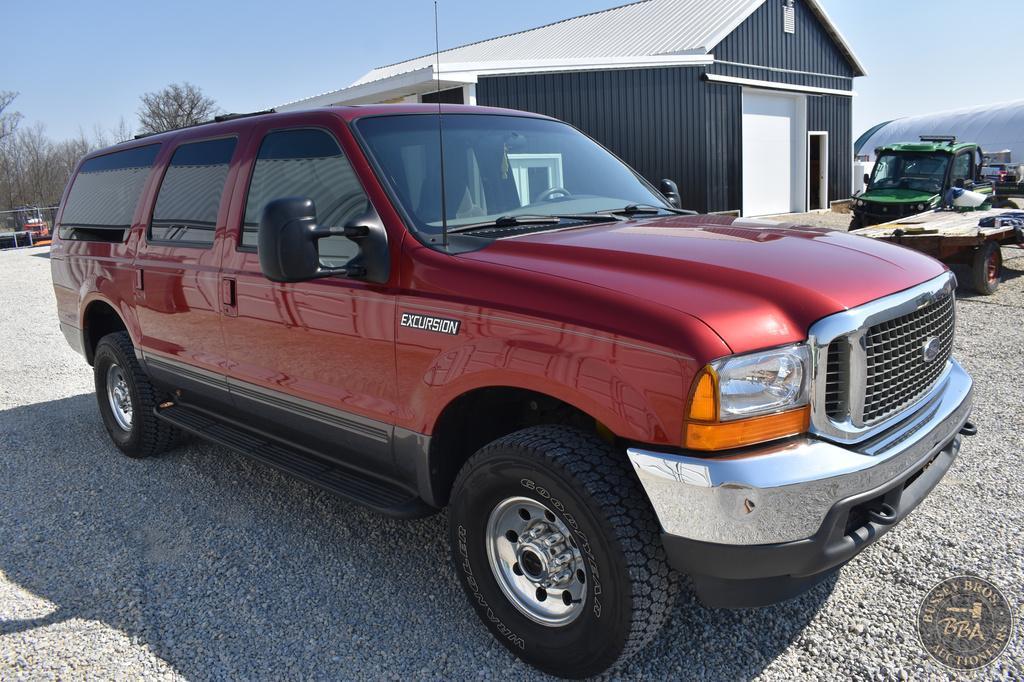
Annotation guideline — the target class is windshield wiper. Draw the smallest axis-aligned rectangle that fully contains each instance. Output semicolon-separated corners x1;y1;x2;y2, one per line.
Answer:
447;214;563;234
446;213;621;235
603;204;697;217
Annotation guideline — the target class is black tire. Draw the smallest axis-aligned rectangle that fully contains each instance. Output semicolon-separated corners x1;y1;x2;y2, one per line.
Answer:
448;425;675;678
970;241;1002;295
93;331;179;458
849;213;863;230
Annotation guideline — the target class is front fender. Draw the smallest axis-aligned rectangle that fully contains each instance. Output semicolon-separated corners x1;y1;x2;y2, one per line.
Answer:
395;305;701;447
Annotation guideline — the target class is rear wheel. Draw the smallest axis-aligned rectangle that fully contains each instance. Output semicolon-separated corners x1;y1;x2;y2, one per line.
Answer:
971;241;1002;295
448;425;675;678
94;332;179;458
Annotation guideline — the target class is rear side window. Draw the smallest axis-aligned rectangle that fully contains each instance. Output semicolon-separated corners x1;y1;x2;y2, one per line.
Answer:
60;144;160;241
241;129;369;266
149;137;237;245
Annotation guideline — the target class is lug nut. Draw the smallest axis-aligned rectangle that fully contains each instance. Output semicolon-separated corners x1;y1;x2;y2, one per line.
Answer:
541;532;564;548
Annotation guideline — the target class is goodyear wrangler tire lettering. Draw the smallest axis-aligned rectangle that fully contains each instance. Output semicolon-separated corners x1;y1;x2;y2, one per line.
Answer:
457;525;525;650
520;477;604;617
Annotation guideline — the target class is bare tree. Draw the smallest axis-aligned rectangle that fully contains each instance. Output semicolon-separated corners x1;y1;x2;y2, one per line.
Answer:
110;116;134;144
137;82;218;134
0;91;22;144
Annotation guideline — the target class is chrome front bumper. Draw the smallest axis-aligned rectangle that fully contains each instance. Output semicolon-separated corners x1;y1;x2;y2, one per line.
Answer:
627;358;973;547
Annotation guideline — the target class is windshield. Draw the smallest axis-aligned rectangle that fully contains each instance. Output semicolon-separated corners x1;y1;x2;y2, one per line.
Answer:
869;152;949;194
355;114;668;235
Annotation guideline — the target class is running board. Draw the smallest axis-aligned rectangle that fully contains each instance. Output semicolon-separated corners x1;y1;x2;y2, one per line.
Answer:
154;403;432;518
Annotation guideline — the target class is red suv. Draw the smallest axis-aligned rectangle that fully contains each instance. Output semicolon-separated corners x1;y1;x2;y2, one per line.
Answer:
51;105;974;677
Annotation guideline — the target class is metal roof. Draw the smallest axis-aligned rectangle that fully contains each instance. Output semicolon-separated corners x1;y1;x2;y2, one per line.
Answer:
279;0;864;110
856;100;1024;161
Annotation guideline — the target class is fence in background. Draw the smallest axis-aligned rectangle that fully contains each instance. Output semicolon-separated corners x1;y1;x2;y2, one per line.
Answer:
0;206;58;250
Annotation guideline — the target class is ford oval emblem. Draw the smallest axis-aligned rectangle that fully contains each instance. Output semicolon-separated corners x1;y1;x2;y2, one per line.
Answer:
922;337;942;363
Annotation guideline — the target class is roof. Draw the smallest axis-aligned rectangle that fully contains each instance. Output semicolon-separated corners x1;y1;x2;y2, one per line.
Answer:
856;99;1024;161
83;104;543;160
279;0;865;110
878;142;978;155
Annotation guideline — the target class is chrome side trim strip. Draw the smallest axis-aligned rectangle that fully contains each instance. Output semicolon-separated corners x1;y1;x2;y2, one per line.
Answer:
627;358;972;546
227;378;390;443
142;352;390;443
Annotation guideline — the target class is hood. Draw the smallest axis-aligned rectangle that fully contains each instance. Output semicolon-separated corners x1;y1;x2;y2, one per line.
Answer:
861;188;938;204
460;215;947;355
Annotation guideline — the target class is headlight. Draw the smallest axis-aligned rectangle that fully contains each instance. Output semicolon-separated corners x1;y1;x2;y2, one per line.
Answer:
917;203;926;211
712;345;810;420
685;345;811;451
855;199;864;207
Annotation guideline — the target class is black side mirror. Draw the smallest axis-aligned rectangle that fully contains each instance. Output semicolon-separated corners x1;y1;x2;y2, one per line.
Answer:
258;197;389;284
659;179;681;208
863;173;871;186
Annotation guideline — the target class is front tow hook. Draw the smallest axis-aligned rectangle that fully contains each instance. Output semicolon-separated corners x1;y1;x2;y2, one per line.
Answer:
866;503;898;526
959;421;978;437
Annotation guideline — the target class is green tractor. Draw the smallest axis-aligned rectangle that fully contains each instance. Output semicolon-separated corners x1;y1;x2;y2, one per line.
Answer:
851;136;993;228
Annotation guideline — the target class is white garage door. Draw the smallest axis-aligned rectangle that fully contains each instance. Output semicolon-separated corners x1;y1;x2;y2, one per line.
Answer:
742;90;806;217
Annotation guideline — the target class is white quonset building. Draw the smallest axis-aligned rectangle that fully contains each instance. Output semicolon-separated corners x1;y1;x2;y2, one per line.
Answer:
280;0;866;216
856;99;1024;163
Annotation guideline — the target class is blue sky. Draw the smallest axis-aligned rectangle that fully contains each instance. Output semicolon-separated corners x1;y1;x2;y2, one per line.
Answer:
6;0;1024;141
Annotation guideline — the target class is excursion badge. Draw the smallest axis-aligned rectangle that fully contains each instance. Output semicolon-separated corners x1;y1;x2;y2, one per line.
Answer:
400;312;461;336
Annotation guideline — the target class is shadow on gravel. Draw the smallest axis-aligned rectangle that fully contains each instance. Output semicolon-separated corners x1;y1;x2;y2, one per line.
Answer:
1;393;832;680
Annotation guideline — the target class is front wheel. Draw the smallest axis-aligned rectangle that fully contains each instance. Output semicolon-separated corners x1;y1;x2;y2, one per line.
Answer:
448;425;675;678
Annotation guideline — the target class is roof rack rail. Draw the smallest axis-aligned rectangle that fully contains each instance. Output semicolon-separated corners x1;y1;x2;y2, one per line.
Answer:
214;109;276;122
133;108;277;139
919;135;956;144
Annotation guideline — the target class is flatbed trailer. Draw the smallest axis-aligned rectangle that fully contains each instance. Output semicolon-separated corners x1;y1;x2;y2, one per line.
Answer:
852;207;1023;294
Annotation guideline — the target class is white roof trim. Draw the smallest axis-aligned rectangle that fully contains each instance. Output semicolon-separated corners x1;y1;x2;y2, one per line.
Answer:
704;73;855;97
278;0;866;110
278;54;714;110
802;0;867;77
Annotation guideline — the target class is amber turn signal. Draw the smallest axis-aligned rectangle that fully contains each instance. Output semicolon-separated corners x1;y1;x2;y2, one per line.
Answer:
684;406;810;451
687;367;718;421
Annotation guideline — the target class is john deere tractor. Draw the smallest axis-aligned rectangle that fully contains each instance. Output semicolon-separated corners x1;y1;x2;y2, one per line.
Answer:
851;136;993;228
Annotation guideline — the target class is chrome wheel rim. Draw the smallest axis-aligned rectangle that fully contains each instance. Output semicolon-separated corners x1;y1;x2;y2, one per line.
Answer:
485;496;587;626
106;364;133;431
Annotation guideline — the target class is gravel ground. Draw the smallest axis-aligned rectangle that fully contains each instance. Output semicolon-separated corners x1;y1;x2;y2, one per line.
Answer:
1;244;1022;680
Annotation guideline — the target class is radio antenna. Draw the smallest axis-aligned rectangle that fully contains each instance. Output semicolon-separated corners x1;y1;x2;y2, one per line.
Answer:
434;0;449;249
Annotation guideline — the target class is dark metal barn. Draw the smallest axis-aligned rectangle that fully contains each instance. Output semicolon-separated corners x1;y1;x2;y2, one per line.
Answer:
280;0;866;216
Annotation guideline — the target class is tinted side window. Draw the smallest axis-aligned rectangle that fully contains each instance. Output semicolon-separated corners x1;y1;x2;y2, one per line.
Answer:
60;144;161;241
242;129;368;266
149;138;237;245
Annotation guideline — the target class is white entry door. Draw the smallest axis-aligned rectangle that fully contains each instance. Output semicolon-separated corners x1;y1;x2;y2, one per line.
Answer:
742;90;806;216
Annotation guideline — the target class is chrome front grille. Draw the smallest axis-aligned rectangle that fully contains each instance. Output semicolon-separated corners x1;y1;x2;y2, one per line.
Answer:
824;341;847;419
809;273;957;443
862;294;955;424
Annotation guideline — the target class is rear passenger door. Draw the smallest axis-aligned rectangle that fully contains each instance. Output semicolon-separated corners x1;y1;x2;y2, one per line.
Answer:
218;125;399;478
133;136;239;411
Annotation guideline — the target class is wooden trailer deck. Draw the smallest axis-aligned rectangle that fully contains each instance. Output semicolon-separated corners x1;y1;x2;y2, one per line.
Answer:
852;208;1022;294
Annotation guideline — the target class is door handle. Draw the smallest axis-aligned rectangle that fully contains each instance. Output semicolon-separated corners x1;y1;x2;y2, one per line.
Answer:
221;277;237;316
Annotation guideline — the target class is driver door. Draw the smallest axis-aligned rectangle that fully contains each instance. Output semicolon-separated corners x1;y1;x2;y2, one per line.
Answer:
218;122;399;479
